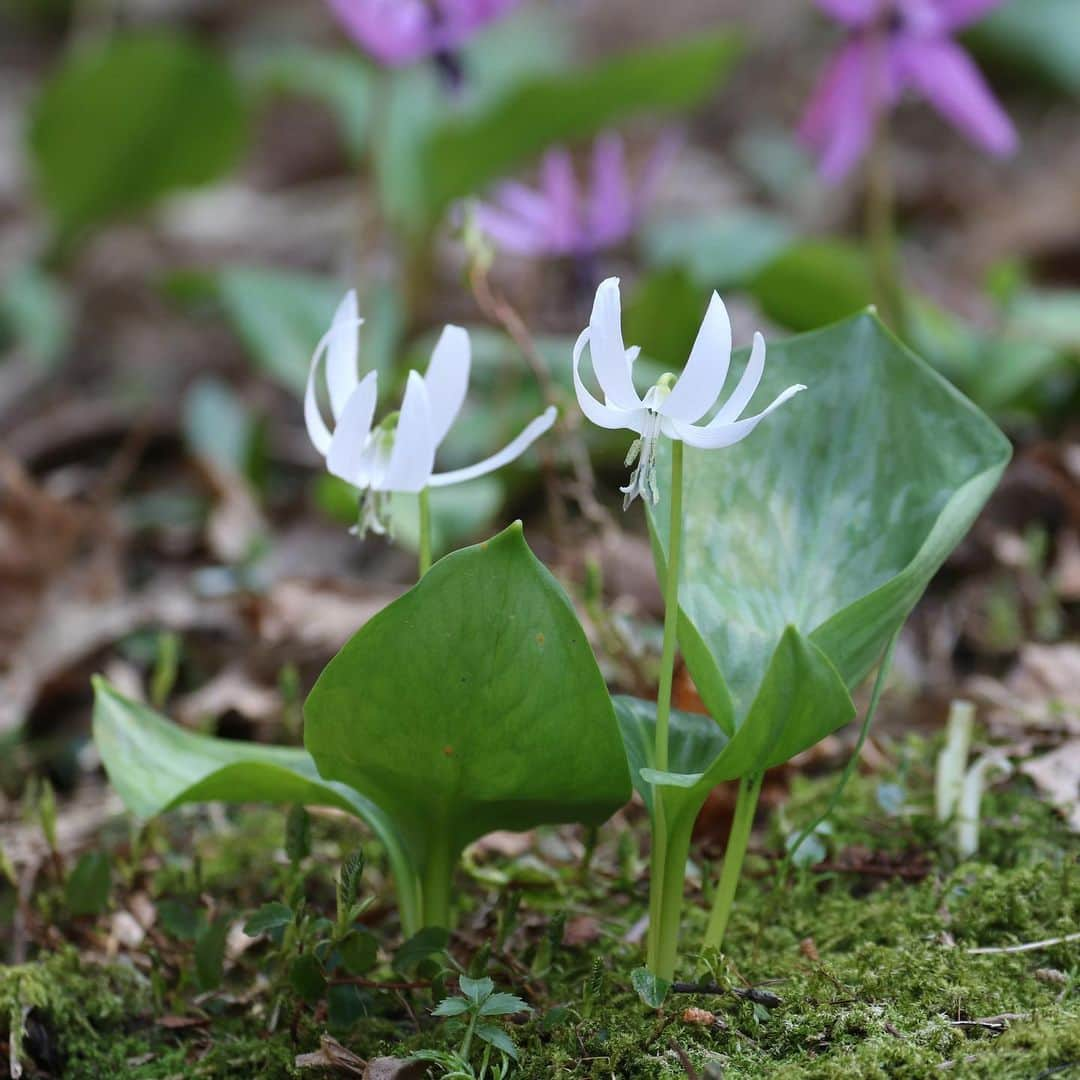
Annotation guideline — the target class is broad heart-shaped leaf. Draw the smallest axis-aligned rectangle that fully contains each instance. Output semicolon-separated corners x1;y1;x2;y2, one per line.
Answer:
91;677;422;935
304;523;630;874
614;626;853;825
28;33;246;246
648;311;1011;740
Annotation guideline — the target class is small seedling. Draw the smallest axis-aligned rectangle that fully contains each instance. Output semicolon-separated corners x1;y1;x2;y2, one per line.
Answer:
413;975;531;1079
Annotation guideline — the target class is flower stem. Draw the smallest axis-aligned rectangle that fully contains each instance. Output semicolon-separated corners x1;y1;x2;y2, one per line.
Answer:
421;839;453;930
703;771;763;952
865;108;905;334
646;439;685;977
651;810;695;982
655;439;684;776
418;486;432;578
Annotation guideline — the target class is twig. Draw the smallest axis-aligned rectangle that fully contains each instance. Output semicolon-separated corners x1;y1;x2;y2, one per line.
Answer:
950;1012;1028;1032
468;263;613;537
966;933;1080;955
669;982;783;1008
668;1039;700;1080
328;976;431;990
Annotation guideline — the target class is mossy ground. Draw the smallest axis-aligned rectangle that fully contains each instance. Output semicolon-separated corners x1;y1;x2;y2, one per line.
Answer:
3;737;1077;1079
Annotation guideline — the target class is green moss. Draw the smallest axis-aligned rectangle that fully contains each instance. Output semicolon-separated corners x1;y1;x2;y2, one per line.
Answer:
5;757;1077;1079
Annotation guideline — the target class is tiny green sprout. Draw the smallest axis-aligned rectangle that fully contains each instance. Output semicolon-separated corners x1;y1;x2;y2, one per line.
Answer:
415;975;531;1079
335;850;372;940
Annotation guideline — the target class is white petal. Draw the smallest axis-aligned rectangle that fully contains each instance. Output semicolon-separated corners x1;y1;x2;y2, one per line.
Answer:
304;300;363;456
588;278;641;410
709;331;766;427
659;292;732;423
572;329;645;432
668;384;806;449
429;407;558;487
304;358;333;457
326;371;379;486
423;325;470;448
327;290;363;420
380;372;436;493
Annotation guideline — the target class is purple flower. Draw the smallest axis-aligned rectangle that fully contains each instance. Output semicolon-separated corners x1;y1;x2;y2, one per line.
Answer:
800;0;1017;181
326;0;523;67
471;132;679;259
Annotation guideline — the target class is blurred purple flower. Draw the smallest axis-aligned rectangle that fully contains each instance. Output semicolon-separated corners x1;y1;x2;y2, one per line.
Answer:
471;132;679;259
800;0;1017;181
326;0;523;67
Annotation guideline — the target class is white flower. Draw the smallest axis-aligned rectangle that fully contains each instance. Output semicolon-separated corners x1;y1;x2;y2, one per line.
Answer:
306;291;557;534
572;277;806;508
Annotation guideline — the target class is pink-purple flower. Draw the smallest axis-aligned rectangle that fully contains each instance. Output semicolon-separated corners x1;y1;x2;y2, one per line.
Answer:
471;132;678;259
325;0;523;67
800;0;1018;181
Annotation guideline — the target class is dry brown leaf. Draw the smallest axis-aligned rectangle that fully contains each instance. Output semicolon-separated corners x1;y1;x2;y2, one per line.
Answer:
969;643;1080;736
255;579;400;652
295;1035;367;1075
562;915;601;947
1021;742;1080;832
470;830;534;858
174;665;280;728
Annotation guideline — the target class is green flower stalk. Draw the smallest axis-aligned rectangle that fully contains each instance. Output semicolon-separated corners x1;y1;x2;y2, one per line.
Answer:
572;277;805;978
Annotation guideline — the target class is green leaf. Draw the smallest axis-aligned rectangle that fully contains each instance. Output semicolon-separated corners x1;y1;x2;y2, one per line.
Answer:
631;967;670;1009
338;929;378;976
304;523;631;877
327;983;367;1033
243;902;293;936
214;267;341;395
241;46;373;158
432;996;471;1017
615;627;853;827
290;953;326;1005
195;916;230;991
474;1023;519;1061
479;992;530;1017
337;851;365;922
641;210;795;291
285;804;312;864
182;377;260;478
623;269;711;373
158;899;203;941
393;927;450;975
65;852;111;916
405;32;740;228
91;677;422;937
28;33;246;243
371;7;572;229
968;0;1080;96
647;311;1010;725
0;262;73;370
748;240;873;331
459;975;494;1004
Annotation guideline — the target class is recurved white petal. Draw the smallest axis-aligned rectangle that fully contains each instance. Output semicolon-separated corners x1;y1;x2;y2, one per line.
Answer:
304;299;364;456
326;291;363;420
380;371;436;493
709;331;766;427
326;371;379;485
573;330;645;432
424;324;471;447
659;292;732;423
588;278;641;410
666;383;806;449
429;407;558;487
